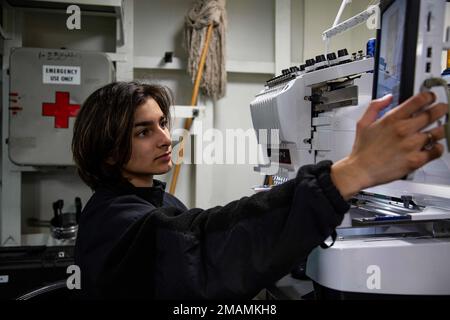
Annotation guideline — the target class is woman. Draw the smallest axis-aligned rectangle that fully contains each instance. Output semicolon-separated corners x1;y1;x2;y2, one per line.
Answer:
72;81;447;299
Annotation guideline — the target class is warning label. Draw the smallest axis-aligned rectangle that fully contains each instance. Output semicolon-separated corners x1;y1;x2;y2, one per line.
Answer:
43;65;80;85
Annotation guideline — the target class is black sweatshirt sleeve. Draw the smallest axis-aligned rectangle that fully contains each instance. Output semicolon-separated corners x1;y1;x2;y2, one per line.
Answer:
98;161;350;299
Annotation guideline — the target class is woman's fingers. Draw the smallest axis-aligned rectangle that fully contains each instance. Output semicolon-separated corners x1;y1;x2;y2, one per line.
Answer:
390;92;436;119
424;142;445;163
336;91;447;194
424;125;446;142
394;103;448;136
408;143;445;171
413;103;448;131
357;94;393;128
407;126;445;152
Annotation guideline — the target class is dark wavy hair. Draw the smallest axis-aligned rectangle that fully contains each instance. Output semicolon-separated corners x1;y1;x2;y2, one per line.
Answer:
72;81;173;190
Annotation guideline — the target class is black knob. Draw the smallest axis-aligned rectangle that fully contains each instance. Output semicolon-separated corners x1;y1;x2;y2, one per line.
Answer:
315;54;326;63
282;68;290;75
305;58;315;66
299;64;306;71
401;195;414;209
164;51;174;63
358;50;363;54
290;66;299;72
327;52;337;61
291;259;309;280
337;48;349;57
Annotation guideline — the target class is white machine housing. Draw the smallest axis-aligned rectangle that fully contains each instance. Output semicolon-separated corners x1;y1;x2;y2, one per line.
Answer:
250;57;374;183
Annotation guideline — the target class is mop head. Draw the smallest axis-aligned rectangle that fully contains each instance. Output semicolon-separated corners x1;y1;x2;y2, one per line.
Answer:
185;0;227;100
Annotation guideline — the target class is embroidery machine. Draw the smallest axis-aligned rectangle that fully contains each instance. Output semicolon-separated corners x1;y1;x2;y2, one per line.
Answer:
250;0;450;298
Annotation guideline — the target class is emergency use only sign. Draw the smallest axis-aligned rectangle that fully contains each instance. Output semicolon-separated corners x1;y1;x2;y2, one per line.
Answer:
43;65;80;85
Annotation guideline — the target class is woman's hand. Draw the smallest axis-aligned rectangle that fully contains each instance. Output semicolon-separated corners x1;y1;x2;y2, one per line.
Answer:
331;92;448;200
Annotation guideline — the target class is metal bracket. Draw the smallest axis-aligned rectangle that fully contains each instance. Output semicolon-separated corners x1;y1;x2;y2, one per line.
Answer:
171;105;206;119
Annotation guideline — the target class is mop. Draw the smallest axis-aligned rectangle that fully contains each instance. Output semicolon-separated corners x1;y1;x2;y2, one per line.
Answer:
185;0;227;101
169;0;227;194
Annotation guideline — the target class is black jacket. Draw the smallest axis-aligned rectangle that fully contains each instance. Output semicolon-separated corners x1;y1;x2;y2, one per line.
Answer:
75;160;350;299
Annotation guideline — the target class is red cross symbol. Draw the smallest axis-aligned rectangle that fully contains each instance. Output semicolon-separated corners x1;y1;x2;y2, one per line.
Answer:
42;92;80;128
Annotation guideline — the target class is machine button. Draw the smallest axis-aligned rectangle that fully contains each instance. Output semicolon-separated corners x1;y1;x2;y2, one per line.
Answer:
337;48;349;57
315;54;326;63
327;52;337;61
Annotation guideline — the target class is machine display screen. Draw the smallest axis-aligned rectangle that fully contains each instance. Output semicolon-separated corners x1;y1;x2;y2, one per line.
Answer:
375;0;407;117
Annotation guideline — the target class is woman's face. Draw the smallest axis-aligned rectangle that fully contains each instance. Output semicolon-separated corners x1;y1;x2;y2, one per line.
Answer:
122;98;172;186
